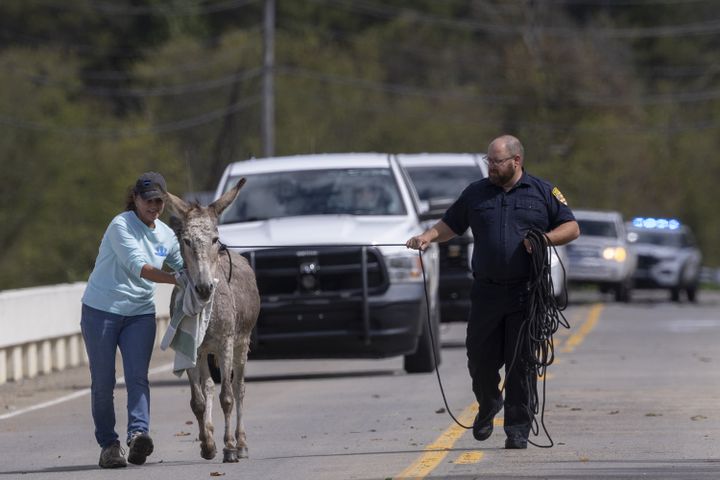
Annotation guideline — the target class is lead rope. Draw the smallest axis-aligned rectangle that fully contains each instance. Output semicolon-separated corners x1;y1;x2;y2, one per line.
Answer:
219;242;233;283
417;248;473;429
224;243;473;429
221;242;569;444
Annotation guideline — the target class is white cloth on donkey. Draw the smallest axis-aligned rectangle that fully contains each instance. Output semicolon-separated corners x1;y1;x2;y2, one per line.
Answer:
161;270;217;377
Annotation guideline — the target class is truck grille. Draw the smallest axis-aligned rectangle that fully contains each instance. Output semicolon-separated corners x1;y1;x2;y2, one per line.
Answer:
242;246;389;298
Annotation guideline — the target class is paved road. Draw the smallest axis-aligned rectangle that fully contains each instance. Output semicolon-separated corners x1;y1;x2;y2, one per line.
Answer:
1;289;719;479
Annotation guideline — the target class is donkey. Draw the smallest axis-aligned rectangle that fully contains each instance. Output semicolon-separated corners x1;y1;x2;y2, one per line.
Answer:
165;178;260;463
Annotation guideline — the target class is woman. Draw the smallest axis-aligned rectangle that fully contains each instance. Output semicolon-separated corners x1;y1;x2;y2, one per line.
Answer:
81;172;183;468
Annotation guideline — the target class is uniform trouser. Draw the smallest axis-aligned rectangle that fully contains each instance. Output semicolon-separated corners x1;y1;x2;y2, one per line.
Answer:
81;304;156;448
466;280;535;439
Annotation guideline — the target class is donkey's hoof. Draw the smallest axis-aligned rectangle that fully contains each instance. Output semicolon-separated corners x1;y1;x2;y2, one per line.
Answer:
200;444;217;460
237;446;249;459
222;447;239;463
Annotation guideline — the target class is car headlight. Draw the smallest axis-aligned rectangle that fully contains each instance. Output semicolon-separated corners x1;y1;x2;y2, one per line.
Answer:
602;247;627;262
386;253;424;283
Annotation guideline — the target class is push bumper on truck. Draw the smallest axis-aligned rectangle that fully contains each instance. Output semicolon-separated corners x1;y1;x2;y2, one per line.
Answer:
237;246;439;372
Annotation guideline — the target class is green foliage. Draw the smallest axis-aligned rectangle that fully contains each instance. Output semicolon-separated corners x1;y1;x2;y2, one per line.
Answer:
0;47;183;289
1;1;720;289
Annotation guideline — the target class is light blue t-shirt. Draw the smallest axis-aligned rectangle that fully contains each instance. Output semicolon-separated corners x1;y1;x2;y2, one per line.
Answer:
82;211;184;316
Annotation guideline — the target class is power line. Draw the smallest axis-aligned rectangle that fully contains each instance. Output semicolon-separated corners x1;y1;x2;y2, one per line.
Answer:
276;65;521;105
2;85;718;139
276;18;720;81
277;65;720;106
313;0;720;39
543;0;713;5
12;66;263;97
295;89;720;136
0;25;261;59
0;95;261;138
17;0;262;16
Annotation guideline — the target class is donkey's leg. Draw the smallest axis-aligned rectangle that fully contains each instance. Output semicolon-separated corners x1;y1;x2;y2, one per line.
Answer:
233;339;250;459
217;342;238;463
188;354;217;460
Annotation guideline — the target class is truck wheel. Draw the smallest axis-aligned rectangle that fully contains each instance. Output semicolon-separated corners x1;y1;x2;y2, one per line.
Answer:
686;285;698;303
404;302;441;374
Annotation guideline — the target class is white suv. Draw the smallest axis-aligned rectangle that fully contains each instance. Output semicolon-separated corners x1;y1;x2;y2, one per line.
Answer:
627;217;702;302
566;209;637;302
214;153;441;373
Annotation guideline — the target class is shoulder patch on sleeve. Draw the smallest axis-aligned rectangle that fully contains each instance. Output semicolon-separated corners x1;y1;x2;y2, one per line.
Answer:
552;187;568;206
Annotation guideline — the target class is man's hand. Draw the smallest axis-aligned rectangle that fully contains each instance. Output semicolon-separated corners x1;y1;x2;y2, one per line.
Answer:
406;220;456;251
523;232;548;254
406;235;431;251
523;238;533;254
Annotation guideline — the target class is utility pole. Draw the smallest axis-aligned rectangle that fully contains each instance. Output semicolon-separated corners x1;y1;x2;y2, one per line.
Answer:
262;0;275;158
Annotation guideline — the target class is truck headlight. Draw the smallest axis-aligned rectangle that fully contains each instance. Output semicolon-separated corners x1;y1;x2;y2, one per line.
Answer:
386;253;424;283
602;247;627;262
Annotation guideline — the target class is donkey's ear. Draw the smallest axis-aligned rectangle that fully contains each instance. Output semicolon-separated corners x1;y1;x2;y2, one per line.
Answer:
209;178;246;217
168;215;183;237
165;191;191;217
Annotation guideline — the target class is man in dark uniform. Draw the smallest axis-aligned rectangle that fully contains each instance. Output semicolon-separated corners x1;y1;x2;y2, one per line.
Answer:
406;134;579;449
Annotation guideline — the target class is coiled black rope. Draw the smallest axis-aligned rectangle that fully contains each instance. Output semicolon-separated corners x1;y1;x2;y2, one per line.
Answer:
504;228;571;448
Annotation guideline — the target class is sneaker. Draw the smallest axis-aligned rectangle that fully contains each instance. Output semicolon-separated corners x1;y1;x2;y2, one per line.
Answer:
505;436;528;449
99;441;127;469
472;403;502;441
127;431;154;465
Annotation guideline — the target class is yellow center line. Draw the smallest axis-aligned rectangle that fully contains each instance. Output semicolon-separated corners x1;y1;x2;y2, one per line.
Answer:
561;303;603;353
394;403;477;479
454;451;485;464
393;303;603;479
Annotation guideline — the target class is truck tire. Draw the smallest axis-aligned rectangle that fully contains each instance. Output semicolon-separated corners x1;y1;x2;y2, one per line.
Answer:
404;301;441;374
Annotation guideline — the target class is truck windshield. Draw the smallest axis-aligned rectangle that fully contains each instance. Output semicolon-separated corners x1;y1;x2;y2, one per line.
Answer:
219;168;406;224
578;219;618;237
406;166;484;201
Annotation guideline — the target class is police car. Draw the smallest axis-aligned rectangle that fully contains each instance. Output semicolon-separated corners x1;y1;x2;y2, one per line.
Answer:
566;209;637;302
626;217;702;302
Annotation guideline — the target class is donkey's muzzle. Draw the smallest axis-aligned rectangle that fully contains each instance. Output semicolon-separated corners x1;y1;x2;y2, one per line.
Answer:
195;283;214;301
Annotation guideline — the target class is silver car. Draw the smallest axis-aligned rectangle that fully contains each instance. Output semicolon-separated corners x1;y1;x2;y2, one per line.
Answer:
566;209;637;302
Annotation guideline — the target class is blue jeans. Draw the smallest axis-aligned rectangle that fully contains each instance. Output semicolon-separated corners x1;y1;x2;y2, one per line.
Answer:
81;304;156;448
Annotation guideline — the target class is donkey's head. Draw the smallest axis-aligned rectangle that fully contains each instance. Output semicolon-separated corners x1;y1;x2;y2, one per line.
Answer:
165;179;246;301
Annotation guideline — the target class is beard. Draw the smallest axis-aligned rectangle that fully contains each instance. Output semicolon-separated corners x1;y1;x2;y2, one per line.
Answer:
488;164;516;187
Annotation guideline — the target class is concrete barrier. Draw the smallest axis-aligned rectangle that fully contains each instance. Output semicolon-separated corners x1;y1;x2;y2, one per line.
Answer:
0;282;174;385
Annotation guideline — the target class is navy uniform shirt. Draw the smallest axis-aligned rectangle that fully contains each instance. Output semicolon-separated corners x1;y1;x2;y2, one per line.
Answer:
442;170;575;281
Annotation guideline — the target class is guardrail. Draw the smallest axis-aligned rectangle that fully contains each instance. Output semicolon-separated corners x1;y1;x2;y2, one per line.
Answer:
0;283;174;385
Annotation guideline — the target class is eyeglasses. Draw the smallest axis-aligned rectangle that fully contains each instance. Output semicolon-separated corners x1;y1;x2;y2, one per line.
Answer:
485;155;516;166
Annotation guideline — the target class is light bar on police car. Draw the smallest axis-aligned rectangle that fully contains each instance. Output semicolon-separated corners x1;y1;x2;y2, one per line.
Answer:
631;217;681;230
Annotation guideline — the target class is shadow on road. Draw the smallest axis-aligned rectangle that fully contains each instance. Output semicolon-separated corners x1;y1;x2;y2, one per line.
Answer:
151;368;400;388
